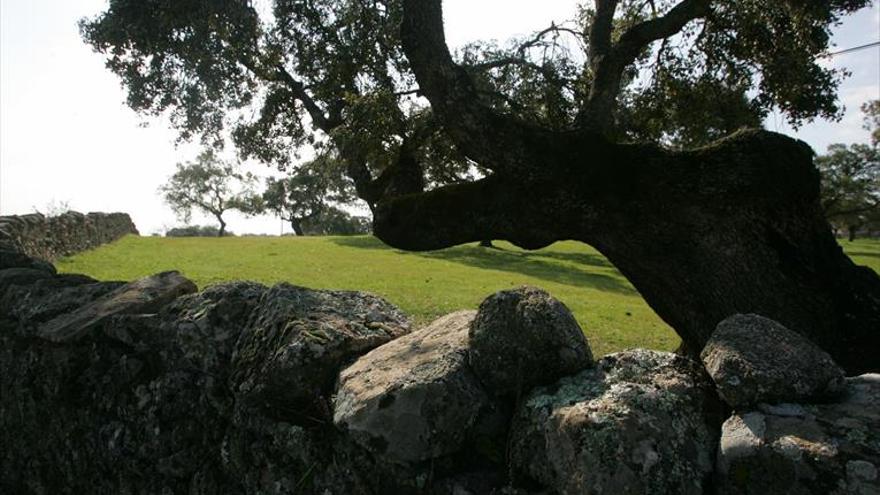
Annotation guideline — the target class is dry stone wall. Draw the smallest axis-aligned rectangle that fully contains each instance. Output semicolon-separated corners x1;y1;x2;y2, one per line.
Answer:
0;253;877;494
0;211;138;261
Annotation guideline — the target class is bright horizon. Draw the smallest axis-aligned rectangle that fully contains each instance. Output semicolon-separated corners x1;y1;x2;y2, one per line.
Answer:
1;1;878;236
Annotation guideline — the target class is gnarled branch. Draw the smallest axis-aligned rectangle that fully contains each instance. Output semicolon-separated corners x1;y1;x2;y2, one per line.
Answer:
400;0;551;174
373;175;562;251
579;0;710;129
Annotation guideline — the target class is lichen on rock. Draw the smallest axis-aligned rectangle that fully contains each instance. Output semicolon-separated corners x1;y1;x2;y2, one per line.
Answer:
333;310;491;465
510;349;721;495
701;314;846;408
469;286;593;396
716;374;880;495
230;283;411;415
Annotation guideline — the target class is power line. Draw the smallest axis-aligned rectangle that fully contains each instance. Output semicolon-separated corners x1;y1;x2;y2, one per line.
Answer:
823;41;880;57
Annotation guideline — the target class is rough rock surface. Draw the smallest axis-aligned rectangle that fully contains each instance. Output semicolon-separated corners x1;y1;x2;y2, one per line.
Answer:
3;276;124;330
510;349;721;495
0;277;255;494
701;314;846;408
10;263;875;495
469;286;593;395
333;310;491;464
0;266;55;287
0;253;124;335
37;271;198;342
716;374;880;495
158;281;268;378
0;261;422;495
0;247;56;273
230;283;411;412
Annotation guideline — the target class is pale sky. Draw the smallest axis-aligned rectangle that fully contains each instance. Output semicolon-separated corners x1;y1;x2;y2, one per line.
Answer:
1;1;878;235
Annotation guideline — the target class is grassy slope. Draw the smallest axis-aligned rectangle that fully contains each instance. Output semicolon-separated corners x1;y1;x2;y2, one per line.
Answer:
56;235;880;357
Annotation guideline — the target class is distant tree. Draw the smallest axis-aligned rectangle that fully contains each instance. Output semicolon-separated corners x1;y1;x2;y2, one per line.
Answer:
159;150;256;237
300;207;371;236
165;225;234;237
259;174;323;236
818;143;880;240
250;156;357;236
33;199;72;218
818;102;880;240
863;99;880;146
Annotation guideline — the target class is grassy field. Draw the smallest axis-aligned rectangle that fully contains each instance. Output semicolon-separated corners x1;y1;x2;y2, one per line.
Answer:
56;235;880;357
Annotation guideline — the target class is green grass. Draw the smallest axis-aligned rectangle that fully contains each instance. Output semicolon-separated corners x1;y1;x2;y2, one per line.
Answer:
56;235;880;358
839;238;880;270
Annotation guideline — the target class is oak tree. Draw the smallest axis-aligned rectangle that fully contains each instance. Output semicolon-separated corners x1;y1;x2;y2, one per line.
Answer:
255;156;357;235
83;0;880;372
818;100;880;240
159;150;256;237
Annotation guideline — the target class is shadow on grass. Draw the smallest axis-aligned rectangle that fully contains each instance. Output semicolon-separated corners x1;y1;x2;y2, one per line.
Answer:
329;236;388;250
517;249;614;268
847;251;880;259
328;236;634;294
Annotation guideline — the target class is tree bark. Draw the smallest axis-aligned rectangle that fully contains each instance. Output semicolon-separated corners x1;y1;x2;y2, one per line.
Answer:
373;129;880;374
849;226;859;242
216;216;227;237
290;219;304;237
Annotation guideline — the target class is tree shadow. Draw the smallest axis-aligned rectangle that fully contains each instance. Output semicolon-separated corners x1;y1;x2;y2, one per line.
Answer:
517;250;614;269
327;236;635;294
847;251;880;259
328;236;388;250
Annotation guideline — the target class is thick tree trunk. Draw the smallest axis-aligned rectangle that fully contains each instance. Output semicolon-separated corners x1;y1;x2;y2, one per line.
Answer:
373;130;880;374
217;216;227;237
290;220;304;237
849;226;859;242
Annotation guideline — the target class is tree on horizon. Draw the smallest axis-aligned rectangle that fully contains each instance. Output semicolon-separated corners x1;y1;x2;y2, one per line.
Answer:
159;150;257;237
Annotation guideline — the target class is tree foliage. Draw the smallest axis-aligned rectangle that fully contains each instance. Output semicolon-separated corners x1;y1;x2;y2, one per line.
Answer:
818;100;880;239
863;99;880;146
159;150;257;236
300;207;371;235
249;154;358;235
81;0;869;195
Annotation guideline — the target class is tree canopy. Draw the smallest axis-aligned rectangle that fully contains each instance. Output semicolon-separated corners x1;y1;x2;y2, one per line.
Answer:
248;155;359;235
82;0;868;196
300;207;371;235
817;99;880;239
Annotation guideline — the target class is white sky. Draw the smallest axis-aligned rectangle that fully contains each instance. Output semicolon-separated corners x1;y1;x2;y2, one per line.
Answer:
1;1;878;235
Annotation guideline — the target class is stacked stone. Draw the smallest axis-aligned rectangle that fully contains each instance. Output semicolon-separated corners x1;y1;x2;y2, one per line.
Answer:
0;210;138;261
1;257;877;495
700;314;877;495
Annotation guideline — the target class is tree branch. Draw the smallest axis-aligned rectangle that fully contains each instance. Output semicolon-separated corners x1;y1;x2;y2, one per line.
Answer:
588;0;619;63
236;53;336;132
515;23;585;56
400;0;550;174
373;175;562;251
466;57;574;89
273;64;335;131
614;0;710;63
579;0;710;129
